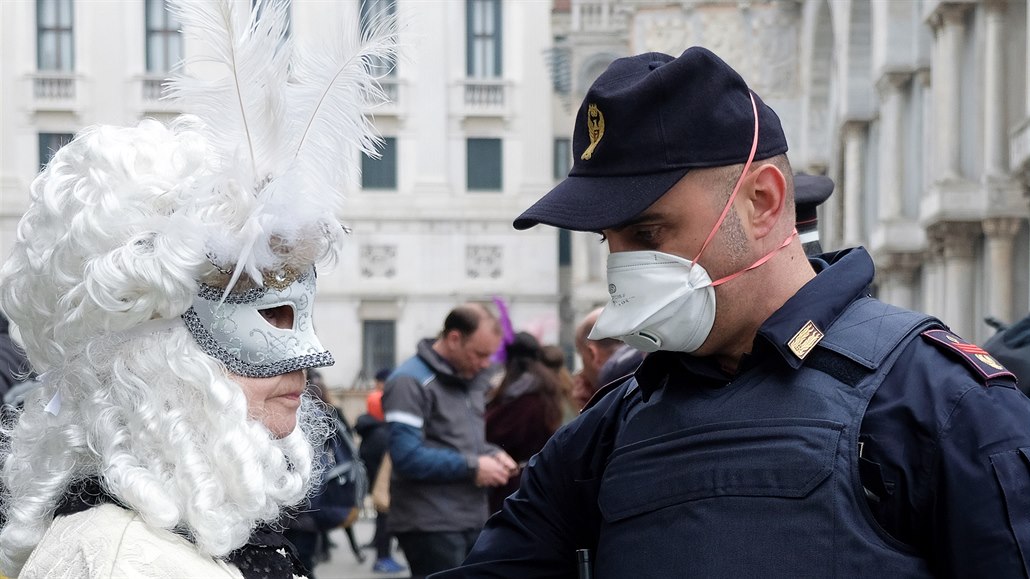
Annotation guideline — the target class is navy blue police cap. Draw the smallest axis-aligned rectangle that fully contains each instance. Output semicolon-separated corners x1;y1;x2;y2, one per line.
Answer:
794;172;834;234
514;46;789;231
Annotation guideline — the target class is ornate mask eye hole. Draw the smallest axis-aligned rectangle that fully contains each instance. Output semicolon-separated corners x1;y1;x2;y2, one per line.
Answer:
257;304;296;330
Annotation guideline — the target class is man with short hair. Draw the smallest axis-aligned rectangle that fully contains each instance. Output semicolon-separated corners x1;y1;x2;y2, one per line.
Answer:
793;172;834;256
434;47;1030;577
571;307;624;408
383;303;517;579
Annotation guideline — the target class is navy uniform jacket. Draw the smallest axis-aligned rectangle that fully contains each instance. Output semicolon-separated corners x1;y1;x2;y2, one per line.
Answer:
433;248;1030;578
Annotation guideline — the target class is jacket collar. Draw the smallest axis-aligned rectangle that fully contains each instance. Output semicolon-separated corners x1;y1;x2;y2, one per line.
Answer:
634;247;875;400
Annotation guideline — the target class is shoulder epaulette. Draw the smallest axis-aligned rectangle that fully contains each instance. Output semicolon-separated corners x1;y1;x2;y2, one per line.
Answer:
921;329;1016;383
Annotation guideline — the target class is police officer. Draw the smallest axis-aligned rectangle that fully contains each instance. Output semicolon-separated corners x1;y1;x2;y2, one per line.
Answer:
432;47;1030;578
794;172;833;256
983;314;1030;395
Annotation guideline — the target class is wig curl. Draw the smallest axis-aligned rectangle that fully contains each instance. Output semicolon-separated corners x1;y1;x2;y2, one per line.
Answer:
0;120;329;575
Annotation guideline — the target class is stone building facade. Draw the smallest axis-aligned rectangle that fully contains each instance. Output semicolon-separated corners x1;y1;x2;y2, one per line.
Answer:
0;0;561;389
555;0;1030;343
3;0;1027;393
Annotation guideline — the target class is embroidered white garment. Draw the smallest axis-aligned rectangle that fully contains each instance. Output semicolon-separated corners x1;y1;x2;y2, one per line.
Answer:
19;504;252;579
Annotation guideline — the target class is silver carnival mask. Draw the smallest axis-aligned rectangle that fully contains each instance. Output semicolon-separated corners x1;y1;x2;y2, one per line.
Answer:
182;268;334;377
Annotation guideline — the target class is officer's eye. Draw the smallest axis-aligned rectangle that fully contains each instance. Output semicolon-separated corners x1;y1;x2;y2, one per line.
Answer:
632;226;661;245
258;305;295;330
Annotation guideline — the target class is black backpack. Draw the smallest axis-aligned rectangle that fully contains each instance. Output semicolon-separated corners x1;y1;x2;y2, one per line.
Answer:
310;413;368;529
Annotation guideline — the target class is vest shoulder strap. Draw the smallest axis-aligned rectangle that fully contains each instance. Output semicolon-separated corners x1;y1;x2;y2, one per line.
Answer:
817;297;941;371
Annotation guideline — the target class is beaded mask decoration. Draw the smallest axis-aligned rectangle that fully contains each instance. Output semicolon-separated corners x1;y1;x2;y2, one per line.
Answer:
159;0;396;376
183;268;332;378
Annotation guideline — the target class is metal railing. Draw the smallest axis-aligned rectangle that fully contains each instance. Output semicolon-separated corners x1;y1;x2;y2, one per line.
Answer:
463;79;506;108
571;0;628;32
142;77;166;101
32;74;75;99
379;77;399;103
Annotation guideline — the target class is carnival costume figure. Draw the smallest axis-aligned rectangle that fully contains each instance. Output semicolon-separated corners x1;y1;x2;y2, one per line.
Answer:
0;1;395;577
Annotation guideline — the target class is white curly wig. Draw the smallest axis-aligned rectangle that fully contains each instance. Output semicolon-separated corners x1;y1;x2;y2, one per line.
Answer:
0;120;331;575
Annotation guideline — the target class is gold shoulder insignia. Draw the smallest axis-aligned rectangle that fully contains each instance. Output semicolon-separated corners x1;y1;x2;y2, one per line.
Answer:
787;320;823;360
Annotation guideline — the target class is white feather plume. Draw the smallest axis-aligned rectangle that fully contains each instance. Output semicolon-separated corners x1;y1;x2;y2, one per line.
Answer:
164;0;397;290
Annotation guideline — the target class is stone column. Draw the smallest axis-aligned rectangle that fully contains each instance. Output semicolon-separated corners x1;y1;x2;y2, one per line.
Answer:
917;68;932;193
983;0;1009;179
982;217;1023;324
930;4;970;181
842;121;867;245
936;221;982;337
878;253;921;310
877;73;909;221
923;230;945;319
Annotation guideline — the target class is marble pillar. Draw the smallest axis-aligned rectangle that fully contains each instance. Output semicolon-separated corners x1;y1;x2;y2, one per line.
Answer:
935;221;982;338
878;253;921;311
983;0;1009;180
923;229;945;320
842;121;867;246
877;72;909;222
982;217;1023;324
930;4;970;181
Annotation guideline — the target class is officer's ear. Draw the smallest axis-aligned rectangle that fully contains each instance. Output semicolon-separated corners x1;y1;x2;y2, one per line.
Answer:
742;163;787;241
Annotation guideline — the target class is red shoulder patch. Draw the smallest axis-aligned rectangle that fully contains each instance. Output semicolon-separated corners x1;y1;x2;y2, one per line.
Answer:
921;329;1016;383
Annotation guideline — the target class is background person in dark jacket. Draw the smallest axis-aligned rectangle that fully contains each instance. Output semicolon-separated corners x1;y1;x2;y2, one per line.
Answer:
355;368;405;574
382;303;517;579
485;332;565;513
283;371;366;577
983;315;1030;395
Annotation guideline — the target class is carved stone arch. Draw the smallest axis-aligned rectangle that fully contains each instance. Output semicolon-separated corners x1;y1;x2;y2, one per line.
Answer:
577;52;620;98
799;0;835;171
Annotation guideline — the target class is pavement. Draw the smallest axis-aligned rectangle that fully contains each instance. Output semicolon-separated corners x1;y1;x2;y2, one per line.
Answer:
315;514;411;579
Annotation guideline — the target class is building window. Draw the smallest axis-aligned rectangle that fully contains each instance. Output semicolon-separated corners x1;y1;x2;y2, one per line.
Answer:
360;0;397;77
362;137;398;190
145;0;182;73
362;320;395;379
467;138;502;191
38;133;74;170
252;0;291;36
37;0;74;71
553;138;571;181
466;0;501;78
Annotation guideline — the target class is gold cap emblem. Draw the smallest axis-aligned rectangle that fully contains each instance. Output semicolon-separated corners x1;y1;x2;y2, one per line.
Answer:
788;320;824;360
580;104;605;161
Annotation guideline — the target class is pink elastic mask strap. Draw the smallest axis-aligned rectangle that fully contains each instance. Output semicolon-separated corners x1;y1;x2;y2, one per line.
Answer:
711;229;798;287
692;92;760;267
